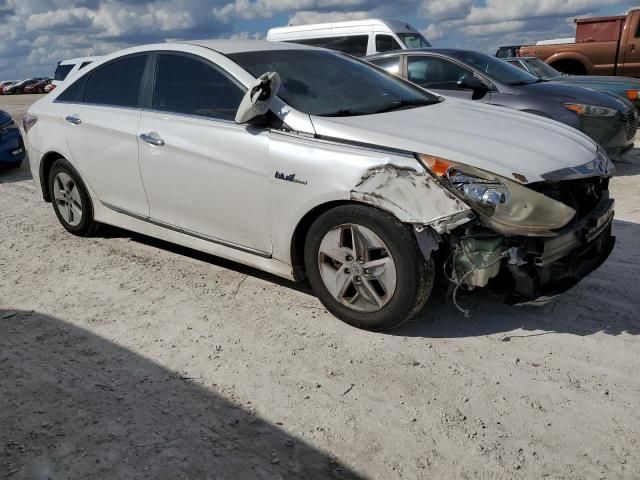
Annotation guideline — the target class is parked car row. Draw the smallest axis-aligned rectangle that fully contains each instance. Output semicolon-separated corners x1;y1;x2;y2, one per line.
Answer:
0;78;52;95
266;19;639;156
22;39;617;331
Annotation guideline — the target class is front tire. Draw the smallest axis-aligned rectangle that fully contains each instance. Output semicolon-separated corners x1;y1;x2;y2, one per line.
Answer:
48;158;99;236
304;204;434;331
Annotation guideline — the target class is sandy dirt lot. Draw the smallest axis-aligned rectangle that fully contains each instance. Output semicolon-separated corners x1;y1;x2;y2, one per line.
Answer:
1;94;639;479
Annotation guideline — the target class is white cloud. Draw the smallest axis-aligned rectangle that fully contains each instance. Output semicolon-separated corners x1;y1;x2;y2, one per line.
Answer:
0;0;637;79
213;0;367;22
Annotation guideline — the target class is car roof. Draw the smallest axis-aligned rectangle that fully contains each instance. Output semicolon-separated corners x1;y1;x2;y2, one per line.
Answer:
182;39;315;54
267;18;416;35
59;56;102;65
366;48;482;60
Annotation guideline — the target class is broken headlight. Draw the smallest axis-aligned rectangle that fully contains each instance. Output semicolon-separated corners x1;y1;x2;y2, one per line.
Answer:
416;154;577;236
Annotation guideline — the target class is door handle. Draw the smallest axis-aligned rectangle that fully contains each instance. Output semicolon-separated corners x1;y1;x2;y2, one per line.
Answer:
139;132;165;147
65;115;81;125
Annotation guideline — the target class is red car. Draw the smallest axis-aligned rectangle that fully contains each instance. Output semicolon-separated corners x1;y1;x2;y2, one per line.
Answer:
24;79;52;94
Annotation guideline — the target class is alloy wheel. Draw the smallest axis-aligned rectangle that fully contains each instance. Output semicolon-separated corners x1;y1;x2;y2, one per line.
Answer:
317;224;397;312
53;172;83;227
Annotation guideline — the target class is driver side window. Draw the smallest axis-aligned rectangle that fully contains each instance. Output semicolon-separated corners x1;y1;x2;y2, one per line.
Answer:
152;54;245;121
407;56;472;90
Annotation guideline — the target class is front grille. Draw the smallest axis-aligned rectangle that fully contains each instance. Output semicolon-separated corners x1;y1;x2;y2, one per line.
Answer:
529;177;608;222
623;109;638;140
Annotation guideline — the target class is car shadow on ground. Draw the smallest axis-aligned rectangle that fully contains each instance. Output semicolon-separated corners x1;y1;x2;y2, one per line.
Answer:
613;151;640;176
0;160;31;184
115;217;639;339
0;309;363;479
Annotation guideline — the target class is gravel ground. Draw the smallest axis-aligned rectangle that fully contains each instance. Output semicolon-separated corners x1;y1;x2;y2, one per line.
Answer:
1;94;639;479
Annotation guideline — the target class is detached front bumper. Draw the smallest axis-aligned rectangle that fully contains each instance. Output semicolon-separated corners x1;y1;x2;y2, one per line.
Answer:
506;196;615;301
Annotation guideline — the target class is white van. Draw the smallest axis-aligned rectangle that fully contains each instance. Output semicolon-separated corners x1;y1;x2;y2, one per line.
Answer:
52;56;102;87
266;19;431;57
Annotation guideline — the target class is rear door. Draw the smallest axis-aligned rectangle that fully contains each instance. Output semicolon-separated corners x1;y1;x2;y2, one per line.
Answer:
405;55;490;102
60;54;150;216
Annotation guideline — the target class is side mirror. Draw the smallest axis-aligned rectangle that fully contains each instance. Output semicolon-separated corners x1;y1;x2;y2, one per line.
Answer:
457;74;487;91
235;71;281;124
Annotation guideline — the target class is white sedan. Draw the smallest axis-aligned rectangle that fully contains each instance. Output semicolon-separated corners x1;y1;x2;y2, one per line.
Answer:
23;40;615;330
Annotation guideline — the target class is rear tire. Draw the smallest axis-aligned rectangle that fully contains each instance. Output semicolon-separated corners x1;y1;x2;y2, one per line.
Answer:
304;204;434;331
48;158;99;236
551;60;587;76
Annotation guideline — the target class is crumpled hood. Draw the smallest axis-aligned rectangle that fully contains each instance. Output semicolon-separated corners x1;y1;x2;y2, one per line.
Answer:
310;98;598;184
517;82;632;110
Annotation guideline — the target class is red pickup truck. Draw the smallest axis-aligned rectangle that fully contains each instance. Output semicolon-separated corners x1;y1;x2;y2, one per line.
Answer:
518;8;640;77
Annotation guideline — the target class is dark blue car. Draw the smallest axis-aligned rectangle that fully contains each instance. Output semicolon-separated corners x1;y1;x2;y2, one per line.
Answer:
0;110;25;169
366;49;638;156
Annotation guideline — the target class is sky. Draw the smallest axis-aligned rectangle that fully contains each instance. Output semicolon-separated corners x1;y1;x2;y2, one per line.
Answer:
0;0;637;80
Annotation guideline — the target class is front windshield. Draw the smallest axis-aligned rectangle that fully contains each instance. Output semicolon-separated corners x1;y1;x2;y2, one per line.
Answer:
229;49;440;117
525;58;565;80
449;50;540;86
397;33;431;48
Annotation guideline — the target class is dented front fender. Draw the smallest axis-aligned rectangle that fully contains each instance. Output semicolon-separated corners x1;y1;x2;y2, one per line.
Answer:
350;165;474;233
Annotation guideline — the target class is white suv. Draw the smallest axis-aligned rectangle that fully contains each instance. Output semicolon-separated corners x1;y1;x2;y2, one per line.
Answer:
23;40;615;330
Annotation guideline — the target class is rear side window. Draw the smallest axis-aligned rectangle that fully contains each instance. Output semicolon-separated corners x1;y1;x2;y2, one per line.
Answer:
288;35;369;57
369;56;401;75
54;64;73;81
83;55;147;108
152;54;245;121
375;35;402;53
57;79;84;103
79;61;92;70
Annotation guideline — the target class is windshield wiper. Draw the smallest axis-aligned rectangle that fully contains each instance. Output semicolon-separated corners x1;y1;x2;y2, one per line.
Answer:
374;99;435;114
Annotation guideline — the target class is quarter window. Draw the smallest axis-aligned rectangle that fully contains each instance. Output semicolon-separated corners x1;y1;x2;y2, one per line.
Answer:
287;35;369;57
83;55;147;108
54;64;73;81
407;56;472;89
152;54;245;121
375;35;402;53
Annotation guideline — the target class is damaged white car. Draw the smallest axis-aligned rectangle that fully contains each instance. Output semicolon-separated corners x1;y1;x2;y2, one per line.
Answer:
23;41;616;331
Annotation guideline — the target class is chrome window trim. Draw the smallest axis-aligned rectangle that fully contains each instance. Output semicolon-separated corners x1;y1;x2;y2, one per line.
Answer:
270;129;415;158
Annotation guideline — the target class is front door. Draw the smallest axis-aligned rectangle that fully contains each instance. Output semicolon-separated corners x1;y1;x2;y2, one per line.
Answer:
405;55;491;102
137;53;272;255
